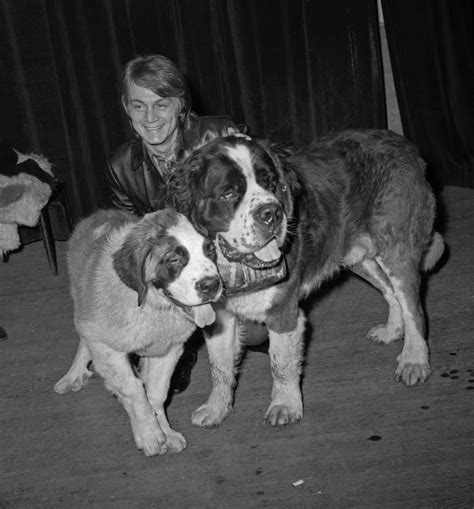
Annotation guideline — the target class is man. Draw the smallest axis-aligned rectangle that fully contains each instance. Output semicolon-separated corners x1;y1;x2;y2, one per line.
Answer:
106;55;267;394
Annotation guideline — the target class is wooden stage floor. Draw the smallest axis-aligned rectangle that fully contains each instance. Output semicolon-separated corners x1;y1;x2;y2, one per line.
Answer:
1;186;473;508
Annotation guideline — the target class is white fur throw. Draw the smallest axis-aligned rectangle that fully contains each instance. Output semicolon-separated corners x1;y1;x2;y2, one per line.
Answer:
0;151;53;255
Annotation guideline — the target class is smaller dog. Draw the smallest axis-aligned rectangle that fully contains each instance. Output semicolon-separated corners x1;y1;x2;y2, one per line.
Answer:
54;209;222;456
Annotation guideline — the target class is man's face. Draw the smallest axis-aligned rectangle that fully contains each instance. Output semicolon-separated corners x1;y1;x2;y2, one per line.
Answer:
124;82;182;152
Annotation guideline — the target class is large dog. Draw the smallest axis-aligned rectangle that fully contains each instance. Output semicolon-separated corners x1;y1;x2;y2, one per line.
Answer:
54;209;222;456
167;129;444;428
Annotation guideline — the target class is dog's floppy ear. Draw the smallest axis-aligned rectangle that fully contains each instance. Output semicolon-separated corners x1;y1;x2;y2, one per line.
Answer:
113;239;149;307
113;233;166;307
166;157;209;237
258;139;302;209
280;159;302;198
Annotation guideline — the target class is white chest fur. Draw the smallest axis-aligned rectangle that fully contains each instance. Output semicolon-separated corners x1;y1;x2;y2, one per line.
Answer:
225;284;279;322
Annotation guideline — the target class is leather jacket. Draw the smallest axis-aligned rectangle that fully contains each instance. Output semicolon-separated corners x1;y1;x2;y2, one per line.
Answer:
106;115;242;216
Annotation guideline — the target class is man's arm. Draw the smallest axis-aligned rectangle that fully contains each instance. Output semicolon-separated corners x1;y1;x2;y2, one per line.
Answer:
105;159;138;214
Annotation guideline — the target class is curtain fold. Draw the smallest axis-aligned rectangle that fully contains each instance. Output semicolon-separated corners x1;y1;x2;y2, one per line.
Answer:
382;0;474;189
1;0;385;222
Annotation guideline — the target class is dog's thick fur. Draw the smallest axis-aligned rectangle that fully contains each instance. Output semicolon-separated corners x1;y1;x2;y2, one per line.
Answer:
54;209;222;456
167;129;444;428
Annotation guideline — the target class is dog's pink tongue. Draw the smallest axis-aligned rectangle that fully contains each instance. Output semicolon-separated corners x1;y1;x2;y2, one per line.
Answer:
254;239;281;262
191;303;216;328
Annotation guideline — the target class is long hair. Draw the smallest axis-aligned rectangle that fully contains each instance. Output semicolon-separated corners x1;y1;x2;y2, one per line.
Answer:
121;54;192;126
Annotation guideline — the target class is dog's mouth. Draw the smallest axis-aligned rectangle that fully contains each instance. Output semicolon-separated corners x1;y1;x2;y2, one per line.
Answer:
163;290;217;328
217;235;282;269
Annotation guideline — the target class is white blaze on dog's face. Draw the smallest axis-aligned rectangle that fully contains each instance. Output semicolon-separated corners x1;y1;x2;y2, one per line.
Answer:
162;214;222;306
223;144;286;253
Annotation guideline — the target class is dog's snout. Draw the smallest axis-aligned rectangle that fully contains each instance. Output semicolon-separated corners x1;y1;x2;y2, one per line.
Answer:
254;203;283;229
196;275;221;300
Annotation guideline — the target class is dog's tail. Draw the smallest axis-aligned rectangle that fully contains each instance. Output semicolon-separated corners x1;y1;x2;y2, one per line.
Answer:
422;232;444;272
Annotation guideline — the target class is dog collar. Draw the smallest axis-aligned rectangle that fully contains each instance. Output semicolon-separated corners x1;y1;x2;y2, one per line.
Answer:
217;255;288;295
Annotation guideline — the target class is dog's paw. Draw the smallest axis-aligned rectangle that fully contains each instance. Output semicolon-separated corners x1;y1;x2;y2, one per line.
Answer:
395;361;431;386
191;403;231;428
164;429;187;454
367;324;403;344
264;404;302;426
133;422;167;457
54;368;93;394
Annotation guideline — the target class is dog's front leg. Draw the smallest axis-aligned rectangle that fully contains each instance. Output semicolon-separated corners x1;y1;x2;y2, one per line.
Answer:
90;343;166;457
192;308;242;427
265;309;306;426
140;344;187;454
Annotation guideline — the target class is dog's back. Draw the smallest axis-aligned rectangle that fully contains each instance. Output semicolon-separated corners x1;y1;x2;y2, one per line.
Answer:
68;209;135;272
294;130;437;266
67;210;137;318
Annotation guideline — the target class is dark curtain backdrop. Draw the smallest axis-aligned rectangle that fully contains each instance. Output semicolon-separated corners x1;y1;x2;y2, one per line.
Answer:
382;0;474;189
0;0;385;222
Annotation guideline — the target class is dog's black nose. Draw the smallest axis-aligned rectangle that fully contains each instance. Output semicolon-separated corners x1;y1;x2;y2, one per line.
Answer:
196;275;221;299
254;203;283;229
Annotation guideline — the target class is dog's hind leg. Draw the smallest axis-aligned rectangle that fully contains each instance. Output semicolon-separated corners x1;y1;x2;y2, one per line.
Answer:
90;343;167;457
140;345;187;454
192;309;243;428
54;337;94;393
376;257;431;386
351;258;404;344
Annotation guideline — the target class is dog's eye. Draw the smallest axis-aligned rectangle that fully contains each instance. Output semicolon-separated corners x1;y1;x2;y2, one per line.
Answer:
167;256;181;266
165;247;186;267
280;183;287;192
262;174;278;192
220;191;235;201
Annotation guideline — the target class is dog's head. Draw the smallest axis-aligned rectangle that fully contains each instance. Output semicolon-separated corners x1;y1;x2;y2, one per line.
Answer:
113;209;222;324
167;136;299;269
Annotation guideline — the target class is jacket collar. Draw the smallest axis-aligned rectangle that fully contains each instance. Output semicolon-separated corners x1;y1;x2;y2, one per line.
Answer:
130;137;147;171
130;130;187;171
